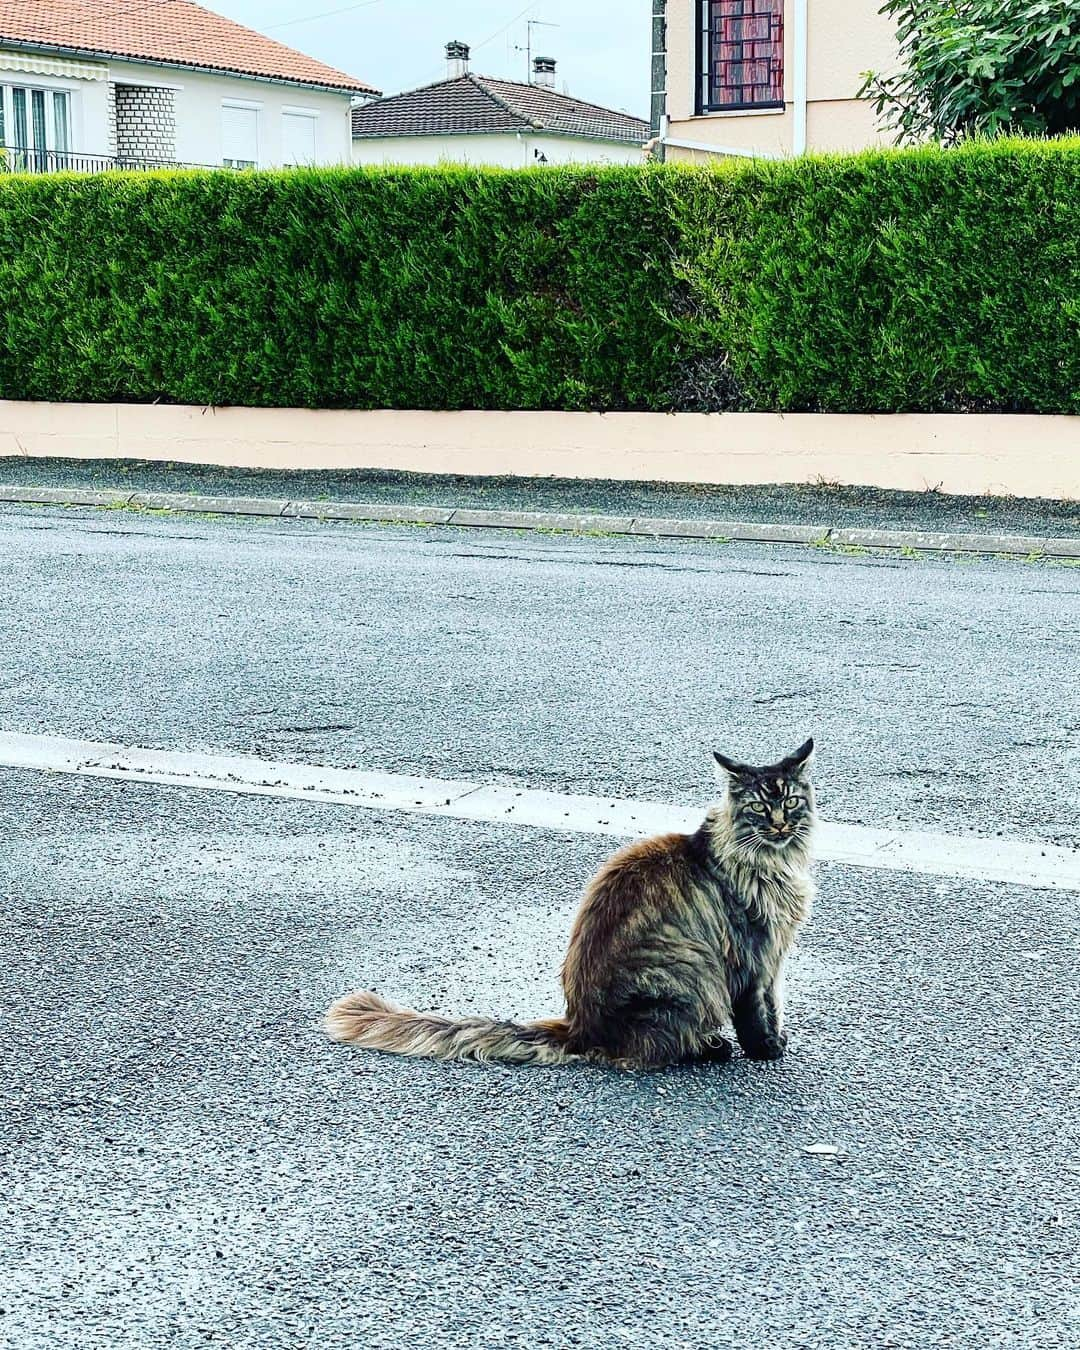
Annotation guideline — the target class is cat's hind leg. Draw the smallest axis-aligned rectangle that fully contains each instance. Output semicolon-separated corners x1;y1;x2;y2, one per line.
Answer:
596;993;702;1070
732;984;787;1060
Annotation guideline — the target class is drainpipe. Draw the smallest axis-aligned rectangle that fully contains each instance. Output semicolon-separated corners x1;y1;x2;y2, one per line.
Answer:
649;0;666;161
793;0;808;155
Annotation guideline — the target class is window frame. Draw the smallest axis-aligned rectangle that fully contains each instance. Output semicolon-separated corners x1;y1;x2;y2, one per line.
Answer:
696;0;786;116
53;89;70;153
221;98;261;170
281;106;319;168
0;83;73;169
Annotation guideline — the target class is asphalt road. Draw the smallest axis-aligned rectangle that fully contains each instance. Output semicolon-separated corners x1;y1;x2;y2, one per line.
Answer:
3;772;1077;1350
1;504;1078;1349
0;505;1077;845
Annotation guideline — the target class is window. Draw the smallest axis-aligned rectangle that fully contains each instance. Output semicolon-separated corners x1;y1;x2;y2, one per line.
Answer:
31;90;47;157
0;85;72;170
222;103;259;168
698;0;784;114
282;111;317;167
11;87;27;154
53;92;70;153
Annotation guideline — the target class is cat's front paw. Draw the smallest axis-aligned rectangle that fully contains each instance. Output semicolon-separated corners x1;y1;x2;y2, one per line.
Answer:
699;1034;735;1063
745;1031;788;1061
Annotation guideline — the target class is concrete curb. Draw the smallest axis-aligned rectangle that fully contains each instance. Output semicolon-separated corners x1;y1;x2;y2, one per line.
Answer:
0;484;1077;558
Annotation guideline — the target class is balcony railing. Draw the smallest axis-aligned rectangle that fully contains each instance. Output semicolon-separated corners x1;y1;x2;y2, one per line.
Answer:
0;147;222;174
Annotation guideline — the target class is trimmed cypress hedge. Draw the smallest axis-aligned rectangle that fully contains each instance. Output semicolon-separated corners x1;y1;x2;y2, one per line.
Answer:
0;167;679;411
1;141;1078;414
672;138;1080;414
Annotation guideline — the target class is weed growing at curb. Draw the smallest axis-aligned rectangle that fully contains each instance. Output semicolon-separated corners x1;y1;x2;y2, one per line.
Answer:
0;496;1076;565
809;537;872;557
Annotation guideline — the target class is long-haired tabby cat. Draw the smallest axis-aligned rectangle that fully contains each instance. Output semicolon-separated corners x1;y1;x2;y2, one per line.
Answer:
326;739;815;1070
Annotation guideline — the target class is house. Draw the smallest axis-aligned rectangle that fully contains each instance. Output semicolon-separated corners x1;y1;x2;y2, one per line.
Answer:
651;1;898;161
0;0;379;172
352;42;648;168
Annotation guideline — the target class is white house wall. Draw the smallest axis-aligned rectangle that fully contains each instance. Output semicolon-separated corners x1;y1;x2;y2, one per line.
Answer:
0;48;354;167
353;132;526;168
353;132;643;168
527;134;643;166
111;61;354;167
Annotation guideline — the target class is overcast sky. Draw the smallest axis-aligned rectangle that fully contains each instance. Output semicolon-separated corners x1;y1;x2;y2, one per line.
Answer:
214;0;650;116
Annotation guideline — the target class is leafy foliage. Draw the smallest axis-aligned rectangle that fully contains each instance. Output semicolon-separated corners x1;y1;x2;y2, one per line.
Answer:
0;166;679;411
861;1;1080;144
1;149;1079;416
668;139;1080;413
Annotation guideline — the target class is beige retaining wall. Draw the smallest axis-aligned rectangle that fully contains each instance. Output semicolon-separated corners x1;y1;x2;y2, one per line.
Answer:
0;401;1076;499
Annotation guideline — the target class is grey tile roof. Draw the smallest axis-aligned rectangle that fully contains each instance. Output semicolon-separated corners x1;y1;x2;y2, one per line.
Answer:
351;73;648;144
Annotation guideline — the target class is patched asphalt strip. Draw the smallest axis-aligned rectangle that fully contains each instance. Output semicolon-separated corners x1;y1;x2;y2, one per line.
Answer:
0;730;1076;892
0;484;1077;556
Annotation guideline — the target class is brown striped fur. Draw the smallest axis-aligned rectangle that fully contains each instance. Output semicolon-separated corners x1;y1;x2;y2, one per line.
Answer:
326;740;816;1070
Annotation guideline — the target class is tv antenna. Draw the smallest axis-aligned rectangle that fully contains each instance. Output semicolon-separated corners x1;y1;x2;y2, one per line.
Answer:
514;19;559;83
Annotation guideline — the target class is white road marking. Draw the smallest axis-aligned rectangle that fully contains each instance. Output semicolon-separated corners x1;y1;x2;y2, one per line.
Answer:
1;731;1076;893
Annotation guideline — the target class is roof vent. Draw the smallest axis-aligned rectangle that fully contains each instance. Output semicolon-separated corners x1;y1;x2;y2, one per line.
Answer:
446;40;470;79
532;56;557;88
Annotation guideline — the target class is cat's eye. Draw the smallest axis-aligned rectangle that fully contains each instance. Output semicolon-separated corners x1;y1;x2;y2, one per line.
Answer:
785;796;802;809
748;802;768;814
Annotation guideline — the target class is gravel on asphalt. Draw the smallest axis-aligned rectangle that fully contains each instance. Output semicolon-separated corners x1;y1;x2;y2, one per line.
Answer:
2;456;1078;538
2;770;1076;1350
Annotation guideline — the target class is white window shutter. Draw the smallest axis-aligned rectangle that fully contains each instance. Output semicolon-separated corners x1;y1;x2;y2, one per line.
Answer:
222;104;258;165
282;112;317;166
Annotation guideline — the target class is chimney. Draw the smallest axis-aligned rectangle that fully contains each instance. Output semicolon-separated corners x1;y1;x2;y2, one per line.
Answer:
532;56;557;89
446;40;470;79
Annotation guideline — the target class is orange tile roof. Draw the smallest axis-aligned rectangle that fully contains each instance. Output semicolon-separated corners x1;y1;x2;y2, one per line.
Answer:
0;0;379;94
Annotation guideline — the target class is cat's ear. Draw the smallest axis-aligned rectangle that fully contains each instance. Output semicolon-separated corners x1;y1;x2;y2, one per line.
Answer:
713;750;751;780
782;738;815;774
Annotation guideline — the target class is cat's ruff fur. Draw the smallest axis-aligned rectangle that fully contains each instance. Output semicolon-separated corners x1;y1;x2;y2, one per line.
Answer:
325;742;816;1071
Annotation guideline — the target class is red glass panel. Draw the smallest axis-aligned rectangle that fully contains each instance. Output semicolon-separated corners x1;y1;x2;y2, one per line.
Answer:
705;0;784;109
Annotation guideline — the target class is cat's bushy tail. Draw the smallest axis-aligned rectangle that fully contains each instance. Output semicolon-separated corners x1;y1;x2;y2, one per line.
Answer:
324;990;579;1066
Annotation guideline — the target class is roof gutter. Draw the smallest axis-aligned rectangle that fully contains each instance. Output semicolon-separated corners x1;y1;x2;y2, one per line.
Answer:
0;35;379;98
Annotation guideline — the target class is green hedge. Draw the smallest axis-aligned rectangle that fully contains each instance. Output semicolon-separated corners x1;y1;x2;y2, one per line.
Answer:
1;141;1079;414
672;138;1080;414
0;167;679;411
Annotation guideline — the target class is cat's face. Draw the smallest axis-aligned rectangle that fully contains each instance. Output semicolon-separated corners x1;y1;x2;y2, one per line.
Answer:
714;738;815;853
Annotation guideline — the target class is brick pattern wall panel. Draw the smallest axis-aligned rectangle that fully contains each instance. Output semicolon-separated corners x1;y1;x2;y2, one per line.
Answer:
114;85;177;163
106;81;117;156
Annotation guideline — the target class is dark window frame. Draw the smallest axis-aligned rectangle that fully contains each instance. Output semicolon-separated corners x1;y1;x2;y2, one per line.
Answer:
696;0;785;115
